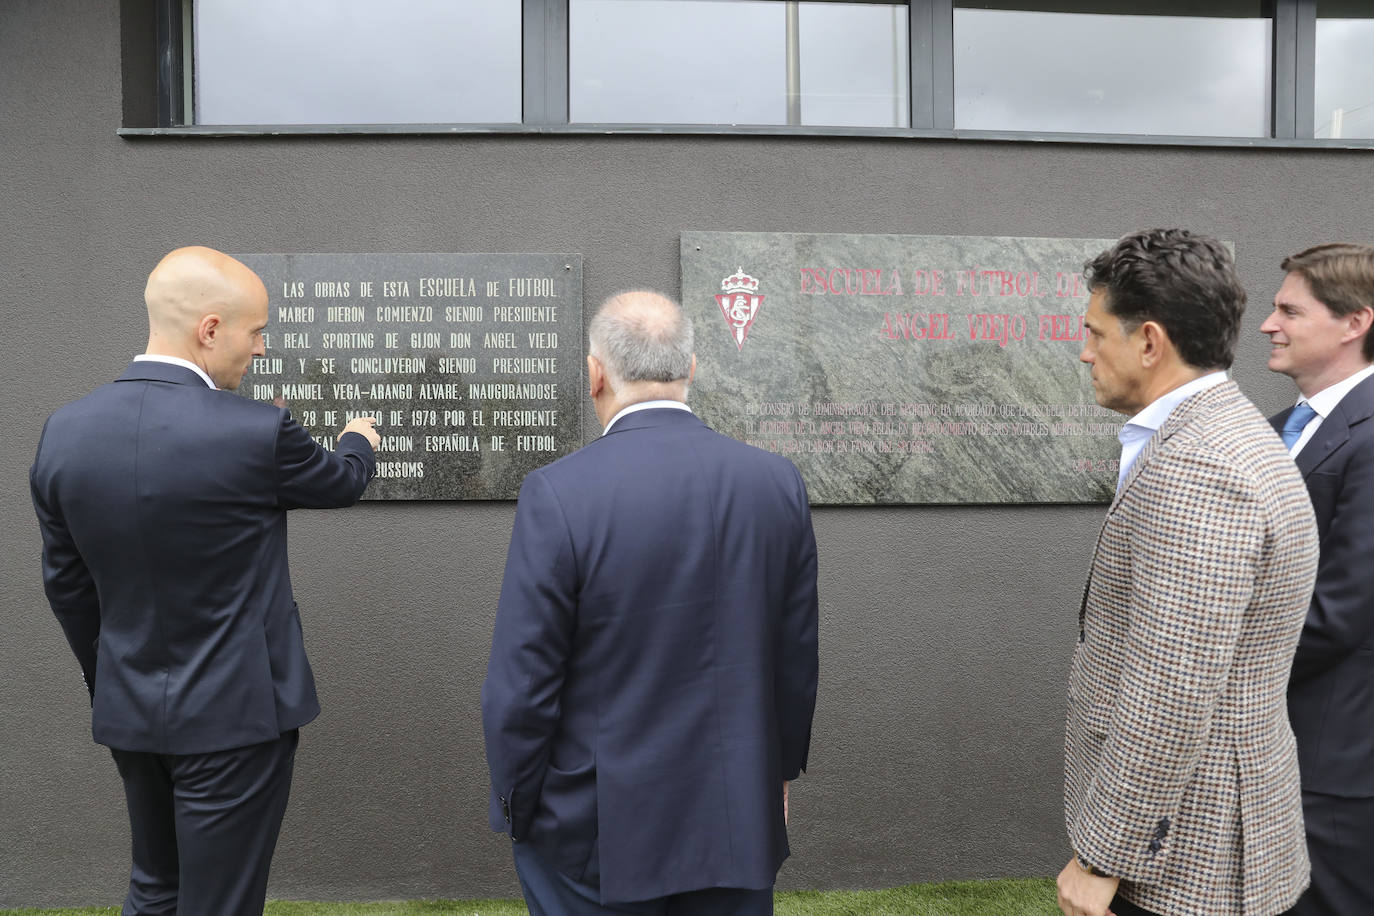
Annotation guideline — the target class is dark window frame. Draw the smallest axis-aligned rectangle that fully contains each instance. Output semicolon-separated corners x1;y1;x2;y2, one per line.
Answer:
155;0;186;127
122;0;1374;149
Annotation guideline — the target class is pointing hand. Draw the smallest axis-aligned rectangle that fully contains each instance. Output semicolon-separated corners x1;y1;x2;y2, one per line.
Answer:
342;416;381;449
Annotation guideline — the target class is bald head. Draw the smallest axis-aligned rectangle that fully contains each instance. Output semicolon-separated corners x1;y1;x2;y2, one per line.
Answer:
143;246;269;389
145;246;267;336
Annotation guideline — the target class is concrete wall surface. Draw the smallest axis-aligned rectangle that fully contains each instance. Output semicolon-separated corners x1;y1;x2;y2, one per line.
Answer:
4;0;1372;906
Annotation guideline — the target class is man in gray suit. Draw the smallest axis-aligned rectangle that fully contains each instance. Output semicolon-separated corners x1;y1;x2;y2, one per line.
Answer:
1059;229;1318;916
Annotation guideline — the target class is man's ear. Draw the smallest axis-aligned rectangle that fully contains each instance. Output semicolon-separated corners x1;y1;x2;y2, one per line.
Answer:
198;314;222;348
587;353;605;399
688;354;697;385
1138;320;1169;369
1343;307;1374;346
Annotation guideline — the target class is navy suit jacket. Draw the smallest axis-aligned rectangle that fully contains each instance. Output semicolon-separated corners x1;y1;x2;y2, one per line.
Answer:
481;407;819;904
1273;373;1374;796
31;360;375;755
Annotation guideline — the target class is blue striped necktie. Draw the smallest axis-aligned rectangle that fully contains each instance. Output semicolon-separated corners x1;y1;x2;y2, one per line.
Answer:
1281;402;1318;450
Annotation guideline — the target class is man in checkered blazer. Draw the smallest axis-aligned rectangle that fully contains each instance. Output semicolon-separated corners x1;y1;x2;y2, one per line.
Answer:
1058;229;1320;916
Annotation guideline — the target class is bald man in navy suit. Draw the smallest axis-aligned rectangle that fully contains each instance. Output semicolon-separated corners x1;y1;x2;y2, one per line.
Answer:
31;247;379;915
482;290;818;915
1262;243;1374;916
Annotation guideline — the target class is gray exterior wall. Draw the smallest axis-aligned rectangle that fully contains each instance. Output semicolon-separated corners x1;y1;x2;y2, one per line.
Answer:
3;0;1372;907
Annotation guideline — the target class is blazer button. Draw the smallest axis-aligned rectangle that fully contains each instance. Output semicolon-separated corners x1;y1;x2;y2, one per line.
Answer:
499;795;511;823
1148;839;1161;854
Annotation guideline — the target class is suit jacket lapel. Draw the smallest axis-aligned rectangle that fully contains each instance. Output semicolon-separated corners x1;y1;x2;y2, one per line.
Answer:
1293;375;1374;476
1108;428;1164;515
1081;383;1231;634
1296;410;1350;476
1269;406;1291;438
1104;384;1225;519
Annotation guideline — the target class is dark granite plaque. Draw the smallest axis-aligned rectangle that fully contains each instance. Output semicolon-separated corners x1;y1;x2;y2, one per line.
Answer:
234;253;582;499
681;232;1127;505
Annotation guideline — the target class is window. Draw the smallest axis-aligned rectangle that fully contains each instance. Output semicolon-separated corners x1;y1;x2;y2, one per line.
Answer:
953;3;1271;137
569;0;909;127
193;0;521;125
139;0;1370;145
1315;3;1374;139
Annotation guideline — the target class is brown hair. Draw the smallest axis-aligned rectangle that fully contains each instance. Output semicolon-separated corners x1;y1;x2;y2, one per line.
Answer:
1282;243;1374;361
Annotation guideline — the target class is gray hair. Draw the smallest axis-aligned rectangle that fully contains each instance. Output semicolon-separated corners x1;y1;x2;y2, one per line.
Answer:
588;291;694;388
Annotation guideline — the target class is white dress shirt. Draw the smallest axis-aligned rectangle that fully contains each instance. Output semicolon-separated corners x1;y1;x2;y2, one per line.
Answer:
603;399;692;435
133;354;217;389
1116;371;1228;492
1286;364;1374;458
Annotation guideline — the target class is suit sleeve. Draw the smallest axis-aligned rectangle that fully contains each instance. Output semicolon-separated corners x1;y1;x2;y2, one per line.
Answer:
777;463;819;781
1291;436;1374;684
275;411;375;509
31;428;99;699
1073;447;1261;881
480;470;578;839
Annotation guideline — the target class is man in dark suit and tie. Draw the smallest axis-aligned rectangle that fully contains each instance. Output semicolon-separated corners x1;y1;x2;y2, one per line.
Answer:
30;246;380;915
481;289;819;915
1262;243;1374;916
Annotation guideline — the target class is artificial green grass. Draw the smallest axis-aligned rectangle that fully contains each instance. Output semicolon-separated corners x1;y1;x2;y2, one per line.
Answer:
776;878;1059;914
2;877;1059;915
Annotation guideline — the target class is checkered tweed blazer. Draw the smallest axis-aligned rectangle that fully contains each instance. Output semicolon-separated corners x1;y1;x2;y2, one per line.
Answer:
1065;380;1319;916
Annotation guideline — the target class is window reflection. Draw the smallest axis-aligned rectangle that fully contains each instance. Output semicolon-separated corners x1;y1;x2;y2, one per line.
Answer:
954;7;1271;137
194;0;521;125
570;0;908;127
1315;17;1374;139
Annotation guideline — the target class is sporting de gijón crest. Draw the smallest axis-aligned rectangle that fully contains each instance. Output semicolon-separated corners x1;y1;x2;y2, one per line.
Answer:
715;268;765;351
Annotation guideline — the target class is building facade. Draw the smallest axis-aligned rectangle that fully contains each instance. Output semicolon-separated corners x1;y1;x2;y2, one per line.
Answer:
3;0;1372;906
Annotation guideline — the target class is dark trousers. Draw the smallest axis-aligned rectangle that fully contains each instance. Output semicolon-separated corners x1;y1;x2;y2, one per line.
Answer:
1110;897;1160;916
1292;791;1374;916
109;730;300;916
513;840;773;916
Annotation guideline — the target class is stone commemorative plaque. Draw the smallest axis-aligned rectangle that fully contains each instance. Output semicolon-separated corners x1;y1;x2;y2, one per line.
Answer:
681;232;1126;505
234;253;582;499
